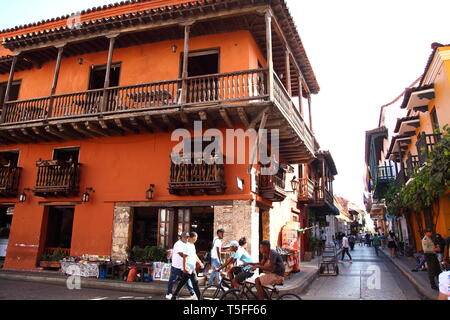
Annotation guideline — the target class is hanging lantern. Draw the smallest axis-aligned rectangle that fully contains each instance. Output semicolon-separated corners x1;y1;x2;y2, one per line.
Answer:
146;184;155;200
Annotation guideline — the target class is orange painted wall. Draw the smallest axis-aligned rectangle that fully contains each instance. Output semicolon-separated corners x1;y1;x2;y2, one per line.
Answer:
0;30;260;100
0;27;270;270
2;126;262;270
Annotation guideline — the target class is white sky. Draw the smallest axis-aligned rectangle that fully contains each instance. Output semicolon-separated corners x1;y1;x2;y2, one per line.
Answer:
1;0;449;208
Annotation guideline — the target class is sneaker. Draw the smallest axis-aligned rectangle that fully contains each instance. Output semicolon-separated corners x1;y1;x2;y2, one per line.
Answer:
165;294;173;300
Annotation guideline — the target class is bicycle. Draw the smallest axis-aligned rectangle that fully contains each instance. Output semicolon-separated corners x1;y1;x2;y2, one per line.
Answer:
219;279;302;301
201;277;233;300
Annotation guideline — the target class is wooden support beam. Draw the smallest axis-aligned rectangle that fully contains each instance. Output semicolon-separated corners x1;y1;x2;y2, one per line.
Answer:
237;107;250;127
45;125;73;140
47;46;64;118
181;24;191;104
101;35;118;112
114;118;139;134
20;127;44;142
265;10;274;100
219;108;233;129
71;122;99;138
249;107;271;129
130;117;153;133
8;129;31;143
198;111;214;127
57;123;85;140
285;50;292;96
143;115;166;132
85;121;110;137
0;55;19;123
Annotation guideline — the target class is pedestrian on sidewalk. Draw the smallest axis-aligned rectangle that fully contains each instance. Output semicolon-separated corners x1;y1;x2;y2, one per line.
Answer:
422;229;442;290
359;234;364;246
320;231;327;247
171;232;204;300
372;234;381;257
207;228;225;286
365;233;372;247
341;234;352;262
349;234;356;251
434;234;446;264
387;232;398;258
380;233;387;249
411;251;427;272
337;232;343;249
166;232;195;300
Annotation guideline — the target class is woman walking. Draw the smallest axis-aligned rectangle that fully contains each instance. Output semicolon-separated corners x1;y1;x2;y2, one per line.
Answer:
387;232;398;258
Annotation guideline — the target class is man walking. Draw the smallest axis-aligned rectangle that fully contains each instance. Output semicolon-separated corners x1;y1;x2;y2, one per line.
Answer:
166;232;195;300
422;229;442;290
372;234;381;257
207;228;225;286
341;234;353;262
171;232;204;300
320;231;327;247
349;234;356;251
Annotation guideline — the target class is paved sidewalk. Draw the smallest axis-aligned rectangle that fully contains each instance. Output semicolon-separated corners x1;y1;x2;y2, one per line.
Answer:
0;258;319;297
379;247;439;300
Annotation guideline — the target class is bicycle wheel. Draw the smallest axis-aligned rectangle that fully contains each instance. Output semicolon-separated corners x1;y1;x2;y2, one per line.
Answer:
245;284;260;300
220;289;250;301
202;285;225;300
277;293;302;300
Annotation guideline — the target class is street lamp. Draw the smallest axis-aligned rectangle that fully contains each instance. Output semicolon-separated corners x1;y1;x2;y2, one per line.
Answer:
19;188;31;203
82;188;95;203
290;176;299;192
146;184;155;200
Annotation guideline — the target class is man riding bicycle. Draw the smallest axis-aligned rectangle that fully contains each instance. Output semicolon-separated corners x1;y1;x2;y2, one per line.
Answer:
244;241;285;300
216;240;255;289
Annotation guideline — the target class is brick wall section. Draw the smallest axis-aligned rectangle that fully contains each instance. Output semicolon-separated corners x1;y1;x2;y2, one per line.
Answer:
111;206;133;262
214;200;260;261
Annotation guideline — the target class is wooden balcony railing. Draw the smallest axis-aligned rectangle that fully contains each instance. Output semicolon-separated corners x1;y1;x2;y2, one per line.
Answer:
33;160;81;197
0;166;21;197
375;165;395;183
315;183;334;207
395;168;408;188
273;74;315;156
416;132;442;165
169;159;225;195
258;173;287;202
406;154;420;176
298;177;315;202
2;69;269;123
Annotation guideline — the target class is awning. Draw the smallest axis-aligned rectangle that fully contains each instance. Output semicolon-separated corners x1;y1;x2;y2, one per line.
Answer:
400;84;435;110
394;116;420;134
386;132;415;161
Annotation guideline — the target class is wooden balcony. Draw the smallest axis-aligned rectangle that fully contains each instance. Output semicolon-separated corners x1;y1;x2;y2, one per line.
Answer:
0;166;21;197
169;160;225;195
258;173;287;202
33;160;81;198
313;184;334;208
0;68;315;164
372;164;395;199
416;132;442;165
298;177;315;202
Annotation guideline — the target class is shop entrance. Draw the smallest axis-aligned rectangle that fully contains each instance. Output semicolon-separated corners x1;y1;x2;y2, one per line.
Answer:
42;206;74;257
157;207;214;251
131;208;158;248
0;206;14;259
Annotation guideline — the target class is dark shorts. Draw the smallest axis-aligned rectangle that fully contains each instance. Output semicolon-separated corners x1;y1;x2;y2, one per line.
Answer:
234;271;254;284
388;242;397;249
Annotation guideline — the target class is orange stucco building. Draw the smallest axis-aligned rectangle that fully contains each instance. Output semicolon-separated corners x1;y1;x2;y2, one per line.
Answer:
0;0;337;271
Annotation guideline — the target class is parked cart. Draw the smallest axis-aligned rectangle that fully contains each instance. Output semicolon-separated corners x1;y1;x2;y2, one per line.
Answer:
318;245;339;276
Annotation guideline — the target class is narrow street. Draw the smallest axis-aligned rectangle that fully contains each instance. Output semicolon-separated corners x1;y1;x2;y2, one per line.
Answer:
301;245;425;300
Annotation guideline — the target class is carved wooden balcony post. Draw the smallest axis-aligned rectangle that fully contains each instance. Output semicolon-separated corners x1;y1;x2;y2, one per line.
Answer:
0;54;19;123
101;34;119;113
47;45;65;119
265;10;274;101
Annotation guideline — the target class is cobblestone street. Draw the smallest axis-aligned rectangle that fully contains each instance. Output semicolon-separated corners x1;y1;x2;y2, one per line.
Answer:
302;245;425;300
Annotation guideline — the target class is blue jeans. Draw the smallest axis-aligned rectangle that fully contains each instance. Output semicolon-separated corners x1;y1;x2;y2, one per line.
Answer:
167;267;194;296
413;253;426;270
374;245;380;256
208;258;222;286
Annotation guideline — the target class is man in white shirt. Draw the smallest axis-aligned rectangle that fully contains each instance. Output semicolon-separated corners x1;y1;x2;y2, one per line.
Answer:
172;232;204;300
208;228;225;286
166;232;195;300
341;234;353;262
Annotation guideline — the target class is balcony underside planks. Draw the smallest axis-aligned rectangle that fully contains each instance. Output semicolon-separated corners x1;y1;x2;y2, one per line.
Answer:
0;102;314;164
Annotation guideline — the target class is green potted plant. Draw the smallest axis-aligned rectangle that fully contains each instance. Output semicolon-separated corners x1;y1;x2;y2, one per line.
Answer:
39;250;67;269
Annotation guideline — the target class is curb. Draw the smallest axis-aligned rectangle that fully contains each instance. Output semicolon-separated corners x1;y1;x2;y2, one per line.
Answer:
379;250;438;300
0;268;319;297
